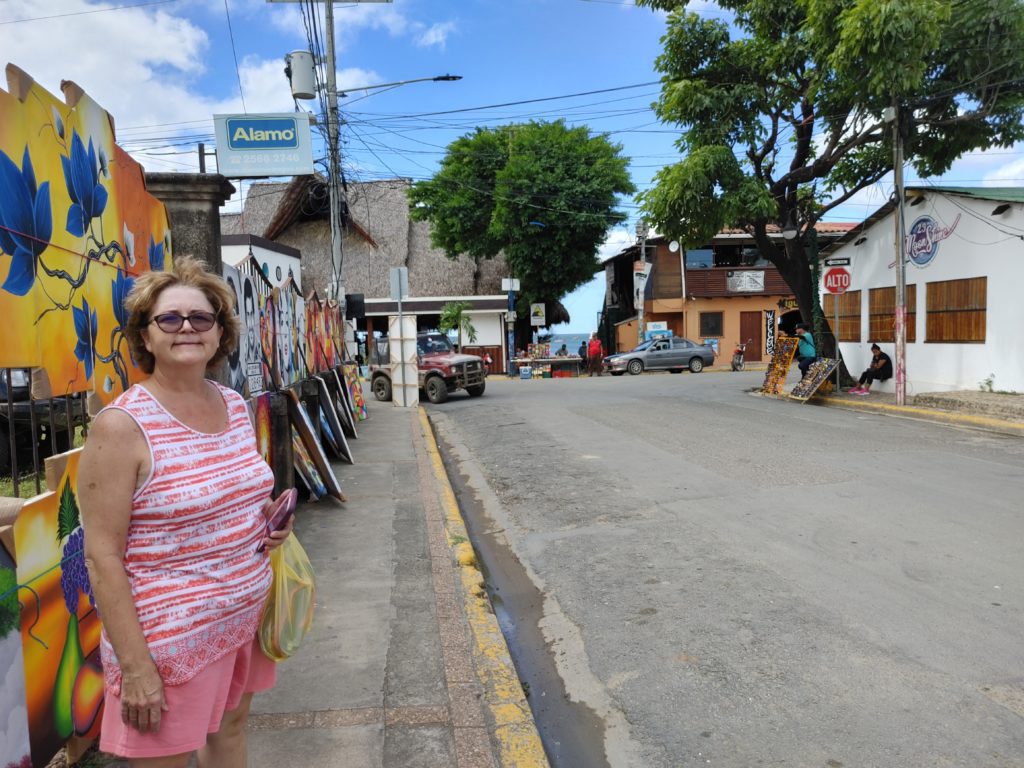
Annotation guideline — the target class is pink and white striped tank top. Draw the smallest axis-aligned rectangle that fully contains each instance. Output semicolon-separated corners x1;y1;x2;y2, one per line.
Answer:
97;382;275;691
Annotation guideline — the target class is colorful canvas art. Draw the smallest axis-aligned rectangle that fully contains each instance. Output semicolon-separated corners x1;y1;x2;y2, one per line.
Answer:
291;427;325;501
329;369;357;439
315;376;352;464
240;273;264;397
259;290;277;390
285;389;344;503
14;451;104;767
0;66;170;405
306;297;325;374
293;293;308;382
342;363;368;421
275;286;296;388
222;263;246;395
253;393;273;465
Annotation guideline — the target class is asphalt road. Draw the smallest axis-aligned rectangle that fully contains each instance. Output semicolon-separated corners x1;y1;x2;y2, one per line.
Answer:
427;370;1024;768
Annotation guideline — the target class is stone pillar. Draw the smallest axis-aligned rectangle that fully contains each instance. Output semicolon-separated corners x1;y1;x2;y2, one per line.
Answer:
145;173;236;272
146;173;236;387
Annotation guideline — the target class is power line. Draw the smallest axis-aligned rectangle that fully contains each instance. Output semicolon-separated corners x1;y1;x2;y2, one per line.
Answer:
0;0;178;25
361;82;662;122
223;0;247;113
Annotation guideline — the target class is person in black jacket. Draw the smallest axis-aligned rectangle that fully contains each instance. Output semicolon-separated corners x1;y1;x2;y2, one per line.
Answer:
851;344;893;395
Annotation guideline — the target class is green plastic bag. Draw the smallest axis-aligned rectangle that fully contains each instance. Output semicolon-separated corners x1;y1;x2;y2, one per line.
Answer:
259;534;316;661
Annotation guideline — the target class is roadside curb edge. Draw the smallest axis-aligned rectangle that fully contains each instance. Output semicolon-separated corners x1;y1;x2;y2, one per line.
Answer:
417;408;550;768
816;395;1024;434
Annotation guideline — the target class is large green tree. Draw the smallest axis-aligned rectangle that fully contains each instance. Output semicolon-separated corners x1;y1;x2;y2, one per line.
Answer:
637;0;1024;356
408;120;635;333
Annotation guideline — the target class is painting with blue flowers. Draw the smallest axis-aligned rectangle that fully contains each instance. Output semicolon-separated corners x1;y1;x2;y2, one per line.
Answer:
0;64;171;402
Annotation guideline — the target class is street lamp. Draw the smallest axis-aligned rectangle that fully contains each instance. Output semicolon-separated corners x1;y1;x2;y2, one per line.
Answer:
337;74;462;98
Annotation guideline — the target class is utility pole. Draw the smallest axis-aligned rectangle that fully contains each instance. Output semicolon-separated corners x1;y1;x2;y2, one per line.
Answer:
889;102;908;406
323;0;345;304
636;220;649;346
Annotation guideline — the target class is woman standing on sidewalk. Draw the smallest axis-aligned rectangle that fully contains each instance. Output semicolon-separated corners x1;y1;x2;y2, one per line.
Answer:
80;257;292;768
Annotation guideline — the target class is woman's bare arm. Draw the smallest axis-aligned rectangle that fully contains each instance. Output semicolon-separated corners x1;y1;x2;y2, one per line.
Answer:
80;409;166;733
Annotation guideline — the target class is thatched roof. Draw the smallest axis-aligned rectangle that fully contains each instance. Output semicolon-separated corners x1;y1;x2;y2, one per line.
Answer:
221;177;512;302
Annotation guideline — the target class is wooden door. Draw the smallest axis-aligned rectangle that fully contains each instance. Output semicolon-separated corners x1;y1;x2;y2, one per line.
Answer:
740;312;762;361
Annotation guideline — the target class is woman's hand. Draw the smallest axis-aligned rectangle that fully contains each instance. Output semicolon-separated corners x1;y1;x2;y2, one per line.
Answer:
260;496;294;552
120;661;167;733
264;514;294;550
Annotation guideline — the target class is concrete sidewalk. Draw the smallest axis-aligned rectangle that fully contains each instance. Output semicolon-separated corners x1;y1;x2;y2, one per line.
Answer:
246;404;547;768
812;387;1024;435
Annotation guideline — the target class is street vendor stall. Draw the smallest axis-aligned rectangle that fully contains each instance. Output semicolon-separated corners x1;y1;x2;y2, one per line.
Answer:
513;357;584;378
514;343;584;377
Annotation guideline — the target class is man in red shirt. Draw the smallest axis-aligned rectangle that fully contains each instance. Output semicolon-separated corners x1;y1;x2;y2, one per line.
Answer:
587;334;604;376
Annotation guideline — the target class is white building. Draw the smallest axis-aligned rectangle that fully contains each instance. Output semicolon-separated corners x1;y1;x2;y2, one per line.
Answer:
222;234;302;290
820;187;1024;393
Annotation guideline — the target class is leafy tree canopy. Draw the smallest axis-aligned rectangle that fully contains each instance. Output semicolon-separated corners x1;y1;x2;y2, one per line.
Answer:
636;0;1024;333
408;120;635;317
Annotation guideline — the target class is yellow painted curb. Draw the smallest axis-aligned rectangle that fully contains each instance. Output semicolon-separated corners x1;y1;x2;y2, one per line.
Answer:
819;396;1024;434
417;409;550;768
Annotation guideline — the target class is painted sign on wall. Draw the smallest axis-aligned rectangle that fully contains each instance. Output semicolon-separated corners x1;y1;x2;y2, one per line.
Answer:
906;214;960;267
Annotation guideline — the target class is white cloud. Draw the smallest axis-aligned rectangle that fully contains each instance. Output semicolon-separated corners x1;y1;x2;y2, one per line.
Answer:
599;227;634;263
334;67;386;95
982;153;1024;185
414;21;456;49
0;1;211;130
234;56;303;113
333;3;409;47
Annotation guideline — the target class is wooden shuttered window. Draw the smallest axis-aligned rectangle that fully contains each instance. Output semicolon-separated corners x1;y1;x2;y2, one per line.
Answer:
822;290;862;342
926;277;987;343
868;285;916;343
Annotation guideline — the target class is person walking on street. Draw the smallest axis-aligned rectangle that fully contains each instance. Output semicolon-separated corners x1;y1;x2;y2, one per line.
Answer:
80;256;293;768
793;323;817;377
850;343;893;395
587;333;604;376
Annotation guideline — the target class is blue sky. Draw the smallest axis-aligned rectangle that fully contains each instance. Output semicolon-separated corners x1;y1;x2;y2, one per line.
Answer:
2;0;1021;331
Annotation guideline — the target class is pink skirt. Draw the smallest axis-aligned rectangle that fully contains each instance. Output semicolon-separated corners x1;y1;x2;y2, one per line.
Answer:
99;636;277;758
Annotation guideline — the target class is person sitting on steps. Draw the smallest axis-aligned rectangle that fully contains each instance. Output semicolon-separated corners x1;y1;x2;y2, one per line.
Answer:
850;343;892;395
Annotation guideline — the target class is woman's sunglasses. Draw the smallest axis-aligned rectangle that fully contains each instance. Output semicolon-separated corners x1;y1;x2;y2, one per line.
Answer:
149;311;218;333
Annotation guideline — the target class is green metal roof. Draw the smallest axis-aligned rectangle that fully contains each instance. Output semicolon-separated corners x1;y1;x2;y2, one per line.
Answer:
909;185;1024;203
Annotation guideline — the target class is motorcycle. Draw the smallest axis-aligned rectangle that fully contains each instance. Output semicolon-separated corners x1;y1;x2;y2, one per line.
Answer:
731;339;751;371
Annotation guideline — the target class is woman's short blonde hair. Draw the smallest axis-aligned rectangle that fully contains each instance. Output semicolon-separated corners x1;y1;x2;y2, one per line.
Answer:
124;256;241;375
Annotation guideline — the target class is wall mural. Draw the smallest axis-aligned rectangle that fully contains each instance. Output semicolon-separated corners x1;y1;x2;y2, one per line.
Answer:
0;65;170;404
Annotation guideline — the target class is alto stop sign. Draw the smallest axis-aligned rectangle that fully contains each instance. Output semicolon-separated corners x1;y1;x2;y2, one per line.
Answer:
824;267;851;294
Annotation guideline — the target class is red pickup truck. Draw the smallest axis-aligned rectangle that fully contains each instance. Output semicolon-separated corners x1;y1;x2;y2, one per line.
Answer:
370;332;486;404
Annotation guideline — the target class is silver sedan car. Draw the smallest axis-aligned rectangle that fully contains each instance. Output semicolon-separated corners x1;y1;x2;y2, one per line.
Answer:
603;337;716;375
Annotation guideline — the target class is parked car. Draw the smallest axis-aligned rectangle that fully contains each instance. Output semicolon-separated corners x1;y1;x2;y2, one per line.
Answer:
370;332;487;404
1;368;85;474
603;337;716;375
